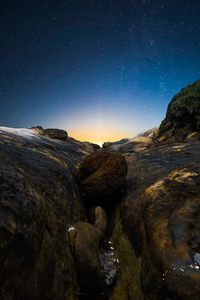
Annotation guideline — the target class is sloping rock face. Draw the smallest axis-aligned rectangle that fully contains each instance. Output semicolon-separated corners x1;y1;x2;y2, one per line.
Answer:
102;128;157;153
79;151;128;207
121;142;200;299
0;127;97;300
102;81;200;299
156;80;200;143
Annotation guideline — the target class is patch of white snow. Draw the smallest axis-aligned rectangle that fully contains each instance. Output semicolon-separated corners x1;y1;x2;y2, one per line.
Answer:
0;127;39;140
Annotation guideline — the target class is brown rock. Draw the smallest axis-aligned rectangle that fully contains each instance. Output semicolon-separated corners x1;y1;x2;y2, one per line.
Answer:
79;151;127;204
68;207;108;296
94;206;107;235
73;222;105;294
31;127;68;141
42;128;68;141
122;141;200;300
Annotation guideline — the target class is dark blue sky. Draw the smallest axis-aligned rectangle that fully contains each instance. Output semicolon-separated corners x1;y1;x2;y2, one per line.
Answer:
0;0;200;143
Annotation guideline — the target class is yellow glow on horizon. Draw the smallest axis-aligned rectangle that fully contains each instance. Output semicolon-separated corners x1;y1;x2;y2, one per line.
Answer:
68;125;132;146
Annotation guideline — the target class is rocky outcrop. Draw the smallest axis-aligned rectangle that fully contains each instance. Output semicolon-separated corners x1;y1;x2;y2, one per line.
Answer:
43;128;68;140
121;141;200;300
94;206;107;234
97;80;200;300
79;151;128;207
156;80;200;143
102;128;157;153
0;80;200;300
31;126;68;141
0;127;97;300
103;139;129;150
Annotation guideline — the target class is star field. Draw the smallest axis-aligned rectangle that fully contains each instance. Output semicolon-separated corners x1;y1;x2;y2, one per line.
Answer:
0;0;200;143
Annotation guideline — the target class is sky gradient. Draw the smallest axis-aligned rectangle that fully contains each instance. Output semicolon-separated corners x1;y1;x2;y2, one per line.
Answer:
1;0;200;144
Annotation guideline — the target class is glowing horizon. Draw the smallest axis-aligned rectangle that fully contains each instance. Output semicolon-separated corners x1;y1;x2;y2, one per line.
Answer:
43;97;163;146
68;125;133;146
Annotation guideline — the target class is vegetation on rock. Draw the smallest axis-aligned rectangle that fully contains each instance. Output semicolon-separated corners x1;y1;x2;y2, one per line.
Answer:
157;80;200;142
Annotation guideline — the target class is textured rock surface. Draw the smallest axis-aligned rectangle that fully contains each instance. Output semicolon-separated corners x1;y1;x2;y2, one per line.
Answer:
110;209;143;300
79;151;128;206
72;222;105;295
0;127;97;300
94;206;107;234
119;138;200;300
31;126;68;141
102;128;157;153
42;128;68;140
68;206;108;298
156;80;200;143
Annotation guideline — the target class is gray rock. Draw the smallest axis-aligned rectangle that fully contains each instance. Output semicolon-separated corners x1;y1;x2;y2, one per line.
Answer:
43;128;68;141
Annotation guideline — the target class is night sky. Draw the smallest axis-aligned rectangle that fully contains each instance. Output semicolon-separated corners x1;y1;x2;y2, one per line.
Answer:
1;0;200;144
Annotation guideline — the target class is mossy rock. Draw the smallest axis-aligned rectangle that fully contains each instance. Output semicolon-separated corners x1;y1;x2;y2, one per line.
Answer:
158;80;200;142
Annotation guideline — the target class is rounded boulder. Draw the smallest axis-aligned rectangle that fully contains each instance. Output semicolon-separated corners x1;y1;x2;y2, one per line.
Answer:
79;151;127;204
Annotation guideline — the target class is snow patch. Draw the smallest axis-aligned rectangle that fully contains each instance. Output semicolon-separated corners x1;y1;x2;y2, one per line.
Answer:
0;127;39;140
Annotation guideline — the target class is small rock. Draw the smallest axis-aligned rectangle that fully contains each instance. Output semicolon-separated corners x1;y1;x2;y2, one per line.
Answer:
74;222;105;293
94;206;107;235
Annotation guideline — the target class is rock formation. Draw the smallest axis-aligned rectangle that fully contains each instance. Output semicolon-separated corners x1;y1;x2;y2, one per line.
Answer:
0;80;200;300
102;128;157;153
122;148;200;299
68;206;112;298
0;127;96;300
31;126;68;140
156;80;200;143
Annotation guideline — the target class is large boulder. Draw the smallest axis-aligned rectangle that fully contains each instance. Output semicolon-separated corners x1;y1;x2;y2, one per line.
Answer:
156;80;200;143
79;151;128;206
42;128;68;141
31;126;68;141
